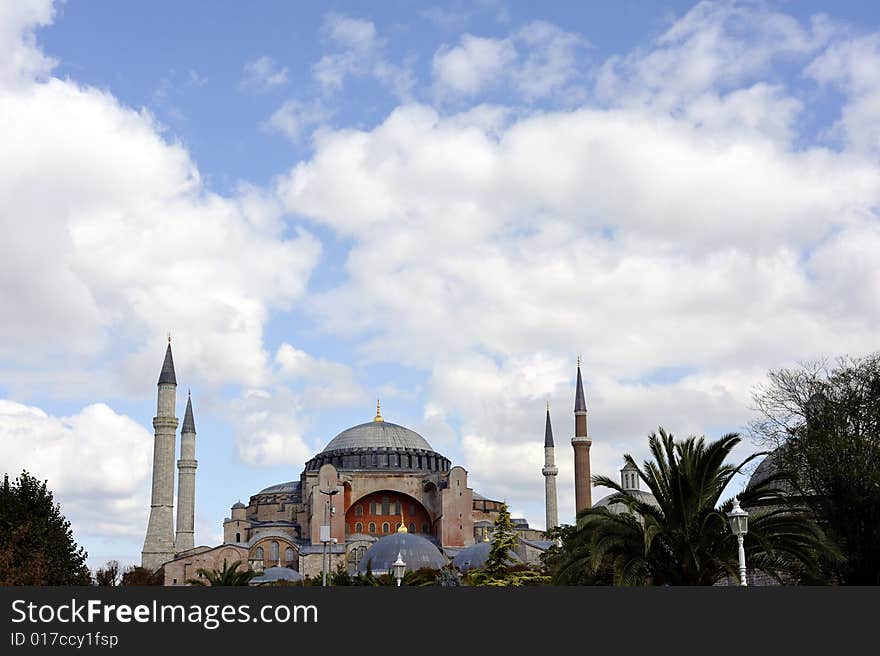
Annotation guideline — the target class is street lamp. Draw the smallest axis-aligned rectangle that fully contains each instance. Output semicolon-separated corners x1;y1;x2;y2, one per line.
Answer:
391;552;406;587
727;496;749;586
320;487;338;587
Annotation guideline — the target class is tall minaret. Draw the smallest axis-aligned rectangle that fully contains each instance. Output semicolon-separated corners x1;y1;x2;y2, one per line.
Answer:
175;391;197;553
572;357;592;515
542;402;559;531
141;338;179;571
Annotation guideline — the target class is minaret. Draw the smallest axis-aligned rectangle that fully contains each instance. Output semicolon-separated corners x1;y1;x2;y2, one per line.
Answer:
175;391;197;553
542;402;559;531
141;338;179;571
572;357;592;515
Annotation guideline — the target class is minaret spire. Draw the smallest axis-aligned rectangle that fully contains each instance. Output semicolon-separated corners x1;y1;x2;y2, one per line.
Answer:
176;391;198;552
142;339;179;571
542;403;559;531
572;358;593;515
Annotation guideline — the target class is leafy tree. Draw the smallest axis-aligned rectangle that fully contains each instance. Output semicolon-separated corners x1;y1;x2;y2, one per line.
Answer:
576;429;831;585
94;560;121;586
541;524;613;585
0;471;90;585
120;565;164;585
187;559;256;586
750;354;880;584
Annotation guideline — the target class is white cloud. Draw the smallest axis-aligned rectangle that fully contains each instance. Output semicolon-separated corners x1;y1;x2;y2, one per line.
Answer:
0;400;152;542
433;34;516;96
806;33;880;154
0;0;56;88
263;99;332;143
240;55;289;91
229;388;312;467
0;30;322;394
432;21;585;100
313;13;414;100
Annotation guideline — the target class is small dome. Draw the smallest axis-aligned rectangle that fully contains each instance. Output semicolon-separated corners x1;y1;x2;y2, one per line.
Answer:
323;421;433;453
594;489;659;514
249;567;303;585
452;541;521;572
357;533;447;574
231;501;246;509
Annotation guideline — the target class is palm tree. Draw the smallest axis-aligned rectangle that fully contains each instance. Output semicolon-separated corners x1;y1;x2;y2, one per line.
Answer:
187;559;256;586
571;428;832;585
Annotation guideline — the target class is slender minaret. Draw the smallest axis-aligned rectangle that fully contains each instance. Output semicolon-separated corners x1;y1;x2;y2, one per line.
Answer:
141;338;179;571
175;391;197;553
572;357;592;515
542;402;559;531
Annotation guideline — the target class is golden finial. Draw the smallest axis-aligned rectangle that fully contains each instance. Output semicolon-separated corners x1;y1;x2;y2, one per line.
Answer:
577;354;581;368
374;399;384;423
483;530;490;542
397;506;407;533
168;332;172;344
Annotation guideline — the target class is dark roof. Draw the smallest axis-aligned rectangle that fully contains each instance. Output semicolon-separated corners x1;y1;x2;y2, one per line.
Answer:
158;343;177;386
181;393;196;433
322;421;433;452
250;567;303;585
574;363;586;412
231;501;246;509
452;541;521;571
257;481;301;495
544;408;554;447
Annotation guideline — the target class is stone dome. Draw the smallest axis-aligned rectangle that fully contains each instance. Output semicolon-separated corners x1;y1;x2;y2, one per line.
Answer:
323;421;433;452
357;532;448;574
231;501;246;509
451;541;521;572
249;566;303;585
594;489;659;514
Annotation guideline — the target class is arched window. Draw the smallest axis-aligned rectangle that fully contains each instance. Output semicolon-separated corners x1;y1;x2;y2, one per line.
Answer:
270;541;279;563
381;496;390;515
285;547;294;563
355;522;363;533
369;522;376;534
408;522;415;533
382;522;390;534
255;546;264;561
370;502;377;515
355;505;363;516
235;532;241;542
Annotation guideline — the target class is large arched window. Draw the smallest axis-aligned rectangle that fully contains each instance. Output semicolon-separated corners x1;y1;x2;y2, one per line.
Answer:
355;505;363;516
370;502;377;515
381;496;390;515
355;522;363;533
255;546;264;561
270;541;279;563
368;522;376;534
285;547;294;564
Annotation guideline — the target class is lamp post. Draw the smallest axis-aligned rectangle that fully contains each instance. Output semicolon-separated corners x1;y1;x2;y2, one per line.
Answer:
727;496;749;586
320;487;338;587
392;552;406;587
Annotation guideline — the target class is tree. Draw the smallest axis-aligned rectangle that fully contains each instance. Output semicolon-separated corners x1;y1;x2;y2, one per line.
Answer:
750;354;880;584
120;565;164;586
484;502;518;579
186;559;256;586
0;471;91;585
94;560;121;586
575;429;830;585
541;524;614;585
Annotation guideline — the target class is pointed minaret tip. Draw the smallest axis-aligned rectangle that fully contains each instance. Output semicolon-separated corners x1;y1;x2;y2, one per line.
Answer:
182;392;196;434
544;403;554;447
374;399;384;423
574;357;587;413
158;340;177;386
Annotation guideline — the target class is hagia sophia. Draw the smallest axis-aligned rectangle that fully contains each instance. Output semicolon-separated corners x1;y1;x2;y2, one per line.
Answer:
141;341;601;584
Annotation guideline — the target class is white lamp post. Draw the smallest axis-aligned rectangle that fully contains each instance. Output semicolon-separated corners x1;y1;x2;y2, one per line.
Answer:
727;496;749;586
320;487;338;587
391;552;406;587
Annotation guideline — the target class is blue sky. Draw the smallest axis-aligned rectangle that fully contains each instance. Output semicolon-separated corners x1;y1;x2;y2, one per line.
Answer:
2;0;880;569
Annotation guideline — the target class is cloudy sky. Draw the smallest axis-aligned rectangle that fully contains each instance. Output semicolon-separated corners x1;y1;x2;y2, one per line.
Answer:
2;0;879;569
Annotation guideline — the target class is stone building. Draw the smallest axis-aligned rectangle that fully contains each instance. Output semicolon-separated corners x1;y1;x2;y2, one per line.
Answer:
141;342;594;584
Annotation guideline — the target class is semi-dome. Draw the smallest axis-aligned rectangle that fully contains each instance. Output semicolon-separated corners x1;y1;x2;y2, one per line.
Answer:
323;421;433;452
451;540;521;572
257;481;301;495
357;532;447;574
249;566;303;585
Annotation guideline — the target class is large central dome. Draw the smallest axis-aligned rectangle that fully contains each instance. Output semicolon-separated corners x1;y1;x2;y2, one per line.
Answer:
322;421;433;453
